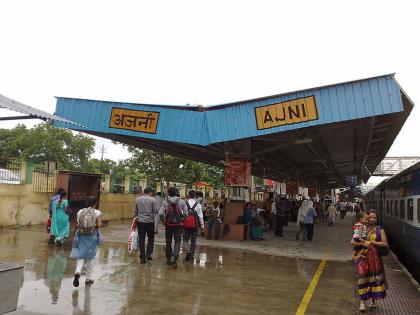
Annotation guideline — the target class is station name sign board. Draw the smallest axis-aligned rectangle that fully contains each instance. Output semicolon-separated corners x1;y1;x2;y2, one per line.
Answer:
254;96;319;130
109;107;159;134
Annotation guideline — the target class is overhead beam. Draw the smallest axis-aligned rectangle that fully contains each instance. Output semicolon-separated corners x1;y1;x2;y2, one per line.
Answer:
0;115;41;121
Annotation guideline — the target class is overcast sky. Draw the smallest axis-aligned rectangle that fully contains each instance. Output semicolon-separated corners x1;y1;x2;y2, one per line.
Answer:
1;0;419;185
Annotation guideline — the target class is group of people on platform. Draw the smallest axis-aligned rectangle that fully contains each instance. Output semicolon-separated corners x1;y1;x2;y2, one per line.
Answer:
133;187;223;268
48;187;386;310
246;196;363;242
47;188;103;287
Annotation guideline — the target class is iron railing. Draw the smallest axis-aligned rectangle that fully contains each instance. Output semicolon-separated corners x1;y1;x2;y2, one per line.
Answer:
0;158;21;184
32;163;56;192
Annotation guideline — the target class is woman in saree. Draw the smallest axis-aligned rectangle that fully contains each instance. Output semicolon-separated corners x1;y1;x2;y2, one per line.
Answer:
351;209;388;312
50;190;70;246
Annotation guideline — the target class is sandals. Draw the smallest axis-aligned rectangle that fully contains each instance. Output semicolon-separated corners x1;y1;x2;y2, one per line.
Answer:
73;274;80;287
369;300;377;308
73;274;94;287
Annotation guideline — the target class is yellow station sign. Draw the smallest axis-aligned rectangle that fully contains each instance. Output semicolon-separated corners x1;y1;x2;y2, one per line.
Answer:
254;96;319;130
109;108;159;134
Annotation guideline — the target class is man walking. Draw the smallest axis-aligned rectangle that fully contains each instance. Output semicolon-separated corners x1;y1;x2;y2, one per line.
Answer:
274;196;287;237
183;190;204;261
154;192;163;234
133;187;157;264
159;187;187;268
207;201;222;240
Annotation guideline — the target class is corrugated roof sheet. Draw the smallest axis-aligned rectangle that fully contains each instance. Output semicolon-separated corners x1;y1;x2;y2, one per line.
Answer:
54;74;409;145
0;94;82;126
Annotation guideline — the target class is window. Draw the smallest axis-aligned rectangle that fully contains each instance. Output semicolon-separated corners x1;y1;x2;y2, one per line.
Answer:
407;199;413;221
390;200;394;216
386;200;390;214
400;199;405;219
394;200;399;217
417;199;420;223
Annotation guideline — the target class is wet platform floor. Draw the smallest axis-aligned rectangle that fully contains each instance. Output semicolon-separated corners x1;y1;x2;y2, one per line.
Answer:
4;214;420;315
0;226;356;315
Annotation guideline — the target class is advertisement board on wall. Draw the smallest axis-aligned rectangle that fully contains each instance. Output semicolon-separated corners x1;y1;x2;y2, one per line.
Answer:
286;180;299;195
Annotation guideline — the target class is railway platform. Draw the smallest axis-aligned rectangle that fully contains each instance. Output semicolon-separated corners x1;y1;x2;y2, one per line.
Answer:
1;213;419;314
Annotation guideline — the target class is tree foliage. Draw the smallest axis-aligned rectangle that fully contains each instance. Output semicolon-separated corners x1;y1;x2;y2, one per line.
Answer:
0;124;225;188
0;123;95;170
126;147;224;188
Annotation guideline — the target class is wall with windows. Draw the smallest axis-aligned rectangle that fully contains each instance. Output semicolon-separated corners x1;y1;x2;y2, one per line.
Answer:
384;195;420;226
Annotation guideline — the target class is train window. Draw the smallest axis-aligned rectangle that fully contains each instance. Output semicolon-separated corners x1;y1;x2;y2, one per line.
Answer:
417;199;420;223
407;199;413;221
400;200;405;219
394;200;399;217
386;200;390;214
390;200;394;215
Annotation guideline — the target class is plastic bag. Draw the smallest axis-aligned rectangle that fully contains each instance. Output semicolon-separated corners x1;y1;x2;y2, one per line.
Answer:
72;230;80;248
128;217;139;253
128;229;138;253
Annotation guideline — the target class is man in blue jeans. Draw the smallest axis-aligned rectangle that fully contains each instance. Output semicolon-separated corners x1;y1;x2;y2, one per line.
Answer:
133;187;157;264
159;187;187;268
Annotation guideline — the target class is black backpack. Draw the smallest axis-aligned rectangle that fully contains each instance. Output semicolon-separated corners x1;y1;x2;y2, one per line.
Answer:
165;199;182;227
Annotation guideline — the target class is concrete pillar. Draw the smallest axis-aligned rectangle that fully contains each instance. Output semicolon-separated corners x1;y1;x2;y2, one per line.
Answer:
19;161;26;184
124;176;130;194
103;175;111;193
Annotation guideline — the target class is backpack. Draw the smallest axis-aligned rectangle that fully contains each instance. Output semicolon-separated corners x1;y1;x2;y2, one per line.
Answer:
79;207;97;235
184;201;198;229
165;199;182;227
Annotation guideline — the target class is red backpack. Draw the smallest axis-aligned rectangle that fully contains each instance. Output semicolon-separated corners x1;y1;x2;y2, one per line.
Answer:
184;201;198;229
165;199;183;227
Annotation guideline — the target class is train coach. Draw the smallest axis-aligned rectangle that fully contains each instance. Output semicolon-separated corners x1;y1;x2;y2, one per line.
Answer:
364;161;420;282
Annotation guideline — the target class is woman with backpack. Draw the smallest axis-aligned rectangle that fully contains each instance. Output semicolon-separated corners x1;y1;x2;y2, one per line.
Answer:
50;190;70;246
70;196;102;287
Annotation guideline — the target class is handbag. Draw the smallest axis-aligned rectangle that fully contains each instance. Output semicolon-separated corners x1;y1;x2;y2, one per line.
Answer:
375;226;389;256
46;217;51;233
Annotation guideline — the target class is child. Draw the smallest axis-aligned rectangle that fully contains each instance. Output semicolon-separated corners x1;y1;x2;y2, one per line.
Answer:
351;212;369;261
70;196;102;287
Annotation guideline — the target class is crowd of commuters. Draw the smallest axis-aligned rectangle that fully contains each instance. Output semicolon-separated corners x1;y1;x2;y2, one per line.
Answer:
48;185;379;306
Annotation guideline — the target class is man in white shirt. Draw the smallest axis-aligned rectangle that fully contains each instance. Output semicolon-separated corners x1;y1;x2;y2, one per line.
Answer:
183;190;204;261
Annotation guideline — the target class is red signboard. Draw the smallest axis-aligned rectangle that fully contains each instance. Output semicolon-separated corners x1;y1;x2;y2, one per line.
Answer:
264;179;274;187
286;180;299;195
225;159;251;187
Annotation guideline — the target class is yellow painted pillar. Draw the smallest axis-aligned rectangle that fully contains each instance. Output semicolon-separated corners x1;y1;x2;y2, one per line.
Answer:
124;176;130;194
103;175;111;193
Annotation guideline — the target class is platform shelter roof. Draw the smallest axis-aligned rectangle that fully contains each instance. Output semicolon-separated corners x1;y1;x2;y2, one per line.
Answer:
54;74;414;188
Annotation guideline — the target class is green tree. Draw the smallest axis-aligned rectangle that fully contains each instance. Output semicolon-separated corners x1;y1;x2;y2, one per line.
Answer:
125;146;224;190
0;123;95;171
86;158;117;174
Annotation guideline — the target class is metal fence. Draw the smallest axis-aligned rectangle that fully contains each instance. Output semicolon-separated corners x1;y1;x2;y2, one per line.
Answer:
32;164;56;192
0;158;21;184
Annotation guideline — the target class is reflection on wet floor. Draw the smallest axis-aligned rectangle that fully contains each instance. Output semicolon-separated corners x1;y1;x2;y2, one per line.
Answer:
0;227;355;315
